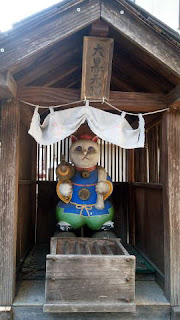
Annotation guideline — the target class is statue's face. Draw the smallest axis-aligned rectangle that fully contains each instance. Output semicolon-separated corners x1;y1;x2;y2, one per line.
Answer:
70;139;100;169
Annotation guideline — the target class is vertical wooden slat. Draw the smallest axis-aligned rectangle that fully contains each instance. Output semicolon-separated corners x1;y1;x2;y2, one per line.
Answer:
115;145;118;182
37;144;40;181
60;140;63;162
41;145;44;181
67;138;70;162
53;143;55;180
123;149;126;182
57;141;60;165
45;146;47;181
84;242;91;255
105;141;108;175
64;138;66;162
112;144;114;180
162;110;180;305
128;150;135;183
49;145;52;181
51;238;57;255
110;143;113;180
56;142;59;169
119;147;122;182
46;144;50;181
159;123;162;183
93;241;102;255
0;99;20;305
103;141;106;168
128;149;135;245
102;140;105;168
107;142;110;176
64;241;69;254
75;242;81;254
104;242;113;255
114;145;116;182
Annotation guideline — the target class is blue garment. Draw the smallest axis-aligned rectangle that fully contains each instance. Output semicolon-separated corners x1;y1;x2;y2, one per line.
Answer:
57;169;112;216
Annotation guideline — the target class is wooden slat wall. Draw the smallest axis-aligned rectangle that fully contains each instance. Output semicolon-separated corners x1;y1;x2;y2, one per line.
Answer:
135;122;161;183
134;184;164;273
16;105;37;264
36;182;58;243
37;139;127;183
132;119;164;273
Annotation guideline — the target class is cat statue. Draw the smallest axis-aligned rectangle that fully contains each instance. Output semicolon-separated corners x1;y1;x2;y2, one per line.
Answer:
56;134;114;232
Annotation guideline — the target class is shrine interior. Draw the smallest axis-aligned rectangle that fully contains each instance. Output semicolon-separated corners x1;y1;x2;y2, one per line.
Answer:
14;109;166;316
15;107;164;291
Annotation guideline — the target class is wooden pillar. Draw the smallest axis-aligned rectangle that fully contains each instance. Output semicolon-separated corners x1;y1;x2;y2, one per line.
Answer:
128;150;135;245
0;99;20;306
162;110;180;306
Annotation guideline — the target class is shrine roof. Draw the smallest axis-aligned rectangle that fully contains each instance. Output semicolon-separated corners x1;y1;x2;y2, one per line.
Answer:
0;0;179;93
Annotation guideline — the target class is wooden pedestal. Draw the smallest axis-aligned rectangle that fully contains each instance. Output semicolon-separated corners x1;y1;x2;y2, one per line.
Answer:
44;237;136;313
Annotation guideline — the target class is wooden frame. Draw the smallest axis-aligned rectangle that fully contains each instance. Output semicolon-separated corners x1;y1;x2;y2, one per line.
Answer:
162;110;180;305
17;87;167;112
0;100;20;306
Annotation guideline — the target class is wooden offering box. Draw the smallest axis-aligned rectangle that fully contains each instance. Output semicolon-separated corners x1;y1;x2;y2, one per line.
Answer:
44;237;136;313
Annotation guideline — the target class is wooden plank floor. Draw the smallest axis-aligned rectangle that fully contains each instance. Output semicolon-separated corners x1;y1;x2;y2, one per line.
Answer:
13;280;170;320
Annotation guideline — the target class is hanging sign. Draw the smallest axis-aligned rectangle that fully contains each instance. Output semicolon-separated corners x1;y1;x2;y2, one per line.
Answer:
81;36;114;101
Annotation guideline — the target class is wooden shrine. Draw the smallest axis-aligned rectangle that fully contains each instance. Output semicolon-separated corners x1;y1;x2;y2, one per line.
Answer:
0;0;180;319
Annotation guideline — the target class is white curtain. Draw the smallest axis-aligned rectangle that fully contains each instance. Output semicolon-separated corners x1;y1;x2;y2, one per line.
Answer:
28;103;145;149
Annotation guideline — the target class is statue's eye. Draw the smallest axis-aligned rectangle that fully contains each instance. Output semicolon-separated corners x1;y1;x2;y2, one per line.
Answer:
88;146;95;152
75;146;82;152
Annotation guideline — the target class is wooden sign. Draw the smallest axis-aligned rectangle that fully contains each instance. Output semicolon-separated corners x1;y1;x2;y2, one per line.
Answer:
81;36;114;101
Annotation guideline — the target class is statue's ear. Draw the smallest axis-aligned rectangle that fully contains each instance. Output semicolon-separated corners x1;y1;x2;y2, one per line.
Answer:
71;135;78;143
92;136;98;143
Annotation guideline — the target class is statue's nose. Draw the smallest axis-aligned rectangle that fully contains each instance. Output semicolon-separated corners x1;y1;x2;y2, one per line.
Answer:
83;150;88;155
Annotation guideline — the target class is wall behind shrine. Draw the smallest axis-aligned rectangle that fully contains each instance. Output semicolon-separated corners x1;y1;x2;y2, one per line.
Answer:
37;139;127;183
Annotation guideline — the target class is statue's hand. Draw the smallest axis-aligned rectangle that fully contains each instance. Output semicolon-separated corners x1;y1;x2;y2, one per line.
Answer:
59;182;72;197
96;181;110;195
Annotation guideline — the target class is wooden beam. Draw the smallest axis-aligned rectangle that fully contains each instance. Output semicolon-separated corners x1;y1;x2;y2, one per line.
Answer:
0;99;20;305
15;35;83;86
0;72;17;98
162;110;180;305
90;20;109;37
167;85;180;109
17;86;167;112
101;0;180;76
32;64;80;87
111;75;135;92
0;0;100;72
112;50;174;93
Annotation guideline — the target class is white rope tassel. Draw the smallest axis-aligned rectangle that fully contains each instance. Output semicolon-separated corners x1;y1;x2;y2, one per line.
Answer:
138;113;145;147
28;106;43;143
